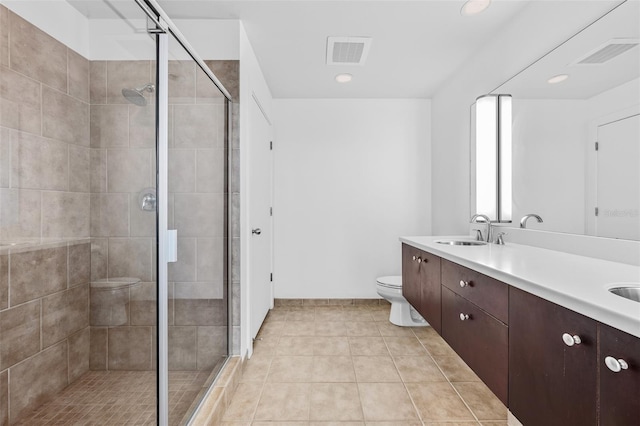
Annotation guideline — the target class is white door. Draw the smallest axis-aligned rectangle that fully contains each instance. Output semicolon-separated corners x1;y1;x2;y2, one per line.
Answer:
249;95;274;340
596;114;640;240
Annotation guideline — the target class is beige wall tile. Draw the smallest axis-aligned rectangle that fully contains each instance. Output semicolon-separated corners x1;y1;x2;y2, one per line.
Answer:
0;370;7;426
89;326;108;370
174;193;224;237
197;326;227;370
90;148;107;193
106;61;152;105
42;283;89;348
0;128;8;188
202;60;239;102
108;326;152;370
68;48;89;102
195;148;225;193
0;66;41;134
196;238;224;282
175;296;225;326
174;104;220;148
8;342;68;423
107;148;152;192
169;60;196;104
168;326;197;370
11;131;68;190
8;11;67;92
90;193;130;237
90;286;129;326
41;191;90;238
108;238;152;282
69;242;91;287
90;238;107;281
130;281;157;326
0;299;40;370
90;104;129;148
89;61;106;104
0;255;7;310
169;238;196;281
129;103;156;148
169;149;195;192
130;193;156;237
68;327;90;383
0;6;8;67
10;246;67;305
69;144;90;192
0;189;41;239
42;86;89;146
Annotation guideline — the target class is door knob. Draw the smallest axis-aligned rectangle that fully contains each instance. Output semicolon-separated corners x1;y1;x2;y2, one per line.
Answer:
252;228;262;235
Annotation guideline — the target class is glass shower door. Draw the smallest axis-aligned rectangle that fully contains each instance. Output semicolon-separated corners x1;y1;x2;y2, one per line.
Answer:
158;32;230;425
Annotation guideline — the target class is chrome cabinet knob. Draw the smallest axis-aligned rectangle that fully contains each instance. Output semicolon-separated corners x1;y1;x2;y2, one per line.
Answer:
412;255;417;261
459;280;469;288
562;333;582;346
459;313;470;321
417;257;422;263
252;228;262;235
605;356;629;373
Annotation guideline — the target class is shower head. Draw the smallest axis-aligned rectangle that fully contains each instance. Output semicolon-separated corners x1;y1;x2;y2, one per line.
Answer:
121;83;155;106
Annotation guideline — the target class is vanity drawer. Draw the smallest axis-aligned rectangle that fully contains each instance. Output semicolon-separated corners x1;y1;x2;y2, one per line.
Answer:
441;286;508;405
441;259;508;324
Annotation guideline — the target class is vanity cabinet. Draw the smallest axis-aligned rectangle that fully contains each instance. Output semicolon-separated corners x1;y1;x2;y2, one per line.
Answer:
509;287;598;426
599;323;640;425
401;243;441;333
441;287;508;404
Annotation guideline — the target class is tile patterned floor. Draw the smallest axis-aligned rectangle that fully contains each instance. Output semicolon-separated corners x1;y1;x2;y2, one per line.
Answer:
15;370;212;425
222;303;508;426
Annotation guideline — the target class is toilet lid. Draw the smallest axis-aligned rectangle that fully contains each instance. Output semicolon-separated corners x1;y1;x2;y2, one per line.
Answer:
376;275;402;289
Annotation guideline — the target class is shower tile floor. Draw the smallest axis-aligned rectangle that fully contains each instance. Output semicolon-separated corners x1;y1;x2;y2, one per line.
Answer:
222;302;508;425
15;370;212;425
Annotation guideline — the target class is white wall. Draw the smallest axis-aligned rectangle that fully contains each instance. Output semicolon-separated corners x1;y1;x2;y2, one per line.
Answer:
272;99;431;299
430;1;616;235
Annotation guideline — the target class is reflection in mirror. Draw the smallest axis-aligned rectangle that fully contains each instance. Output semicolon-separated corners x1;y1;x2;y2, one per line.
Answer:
489;0;639;240
470;94;512;223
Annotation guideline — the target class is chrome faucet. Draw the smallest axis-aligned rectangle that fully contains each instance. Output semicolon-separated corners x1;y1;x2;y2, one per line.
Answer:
470;214;492;243
520;214;543;229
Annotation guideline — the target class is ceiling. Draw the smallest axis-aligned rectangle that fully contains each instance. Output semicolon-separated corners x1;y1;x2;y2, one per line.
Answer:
67;0;626;98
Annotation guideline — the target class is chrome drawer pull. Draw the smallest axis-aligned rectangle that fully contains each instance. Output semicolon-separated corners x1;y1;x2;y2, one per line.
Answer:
605;356;629;373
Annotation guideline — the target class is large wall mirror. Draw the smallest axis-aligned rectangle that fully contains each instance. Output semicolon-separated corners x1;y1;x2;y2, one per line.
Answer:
490;0;639;240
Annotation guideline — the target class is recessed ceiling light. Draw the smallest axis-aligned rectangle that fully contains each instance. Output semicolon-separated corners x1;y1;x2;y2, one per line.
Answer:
548;74;569;84
335;73;353;83
461;0;491;16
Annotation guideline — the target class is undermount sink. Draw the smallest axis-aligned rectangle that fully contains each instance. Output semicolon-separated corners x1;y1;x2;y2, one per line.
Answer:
608;286;640;303
435;240;487;246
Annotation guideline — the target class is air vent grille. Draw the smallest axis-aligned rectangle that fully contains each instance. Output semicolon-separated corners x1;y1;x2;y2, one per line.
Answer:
573;39;639;65
327;36;372;65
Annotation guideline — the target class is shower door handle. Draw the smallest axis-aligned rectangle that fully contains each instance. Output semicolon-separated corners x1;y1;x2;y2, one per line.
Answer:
252;228;262;235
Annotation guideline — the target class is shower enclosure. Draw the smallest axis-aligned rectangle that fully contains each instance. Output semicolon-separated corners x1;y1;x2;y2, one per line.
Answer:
0;0;233;424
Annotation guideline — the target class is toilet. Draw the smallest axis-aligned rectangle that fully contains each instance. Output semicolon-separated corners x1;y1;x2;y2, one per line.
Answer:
376;276;429;327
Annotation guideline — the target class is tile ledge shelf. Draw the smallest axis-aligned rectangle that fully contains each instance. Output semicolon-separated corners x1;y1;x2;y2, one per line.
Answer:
0;237;91;255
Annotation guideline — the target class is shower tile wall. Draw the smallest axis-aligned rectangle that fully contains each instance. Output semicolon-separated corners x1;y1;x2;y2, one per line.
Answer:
0;6;92;423
88;58;239;370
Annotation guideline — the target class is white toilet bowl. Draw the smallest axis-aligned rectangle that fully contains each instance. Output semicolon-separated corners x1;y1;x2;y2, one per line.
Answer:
376;276;429;327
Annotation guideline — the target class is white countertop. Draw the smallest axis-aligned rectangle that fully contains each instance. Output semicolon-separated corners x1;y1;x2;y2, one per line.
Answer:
400;236;640;338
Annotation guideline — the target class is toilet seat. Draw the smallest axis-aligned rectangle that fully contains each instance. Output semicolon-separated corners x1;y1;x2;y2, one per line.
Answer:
376;276;402;289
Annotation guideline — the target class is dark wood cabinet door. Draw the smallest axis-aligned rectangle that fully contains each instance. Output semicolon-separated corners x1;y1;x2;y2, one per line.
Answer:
599;323;640;425
419;251;441;333
441;287;508;404
509;287;597;426
401;244;422;315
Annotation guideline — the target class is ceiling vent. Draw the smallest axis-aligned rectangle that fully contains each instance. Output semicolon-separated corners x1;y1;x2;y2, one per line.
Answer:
326;36;372;65
571;38;639;65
